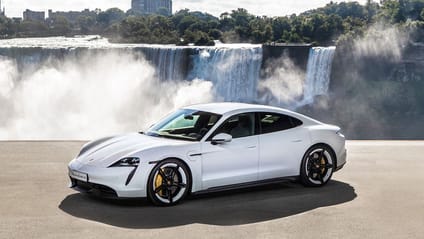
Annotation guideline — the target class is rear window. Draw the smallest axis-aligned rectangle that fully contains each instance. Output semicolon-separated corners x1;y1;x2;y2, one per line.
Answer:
259;112;303;134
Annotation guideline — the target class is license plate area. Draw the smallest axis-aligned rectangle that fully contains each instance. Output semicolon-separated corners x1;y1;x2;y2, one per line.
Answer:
69;170;88;182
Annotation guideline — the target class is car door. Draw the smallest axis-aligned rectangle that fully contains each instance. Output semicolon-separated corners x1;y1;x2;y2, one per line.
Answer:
200;112;259;189
257;112;309;180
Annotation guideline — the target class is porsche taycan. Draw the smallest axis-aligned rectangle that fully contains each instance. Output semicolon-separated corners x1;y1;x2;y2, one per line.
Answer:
68;102;347;206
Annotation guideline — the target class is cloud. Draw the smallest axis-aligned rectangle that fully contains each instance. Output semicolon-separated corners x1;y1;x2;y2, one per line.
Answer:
5;0;367;18
174;0;368;17
4;0;130;17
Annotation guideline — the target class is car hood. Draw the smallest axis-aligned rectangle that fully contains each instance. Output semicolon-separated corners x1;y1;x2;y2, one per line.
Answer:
75;133;187;167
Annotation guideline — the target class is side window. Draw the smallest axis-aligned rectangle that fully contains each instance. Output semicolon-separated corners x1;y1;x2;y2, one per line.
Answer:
211;113;255;139
259;112;303;134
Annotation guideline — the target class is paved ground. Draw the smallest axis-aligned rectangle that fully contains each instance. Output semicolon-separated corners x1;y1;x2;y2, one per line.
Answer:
0;141;423;239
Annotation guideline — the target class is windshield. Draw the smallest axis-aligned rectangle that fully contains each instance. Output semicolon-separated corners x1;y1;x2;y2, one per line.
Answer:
146;109;222;141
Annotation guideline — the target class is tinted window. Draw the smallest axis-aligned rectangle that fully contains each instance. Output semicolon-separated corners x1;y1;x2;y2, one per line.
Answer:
210;113;255;139
259;112;302;134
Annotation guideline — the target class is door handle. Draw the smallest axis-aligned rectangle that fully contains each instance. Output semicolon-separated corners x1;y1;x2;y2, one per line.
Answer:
247;146;257;149
292;139;302;142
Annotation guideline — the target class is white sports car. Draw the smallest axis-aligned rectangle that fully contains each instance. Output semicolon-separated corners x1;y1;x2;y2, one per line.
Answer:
68;103;346;206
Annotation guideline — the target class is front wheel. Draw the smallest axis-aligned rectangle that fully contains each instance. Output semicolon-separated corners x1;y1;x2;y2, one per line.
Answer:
147;159;191;206
300;145;335;187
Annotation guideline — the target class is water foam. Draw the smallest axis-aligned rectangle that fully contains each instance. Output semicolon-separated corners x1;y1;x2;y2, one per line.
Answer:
0;52;213;139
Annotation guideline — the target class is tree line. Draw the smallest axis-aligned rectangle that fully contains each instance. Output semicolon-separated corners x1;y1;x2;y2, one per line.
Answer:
0;0;423;45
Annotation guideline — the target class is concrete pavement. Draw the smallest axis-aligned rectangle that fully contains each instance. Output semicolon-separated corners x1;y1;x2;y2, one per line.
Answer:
0;141;423;238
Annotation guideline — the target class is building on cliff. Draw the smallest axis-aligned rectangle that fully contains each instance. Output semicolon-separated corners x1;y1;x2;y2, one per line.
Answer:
23;9;45;21
132;0;172;16
47;9;97;24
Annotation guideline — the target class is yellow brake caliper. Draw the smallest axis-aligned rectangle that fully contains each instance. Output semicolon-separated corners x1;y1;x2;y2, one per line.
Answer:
155;169;164;196
320;157;326;174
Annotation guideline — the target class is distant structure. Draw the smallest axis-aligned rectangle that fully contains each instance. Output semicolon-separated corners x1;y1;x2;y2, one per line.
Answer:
23;9;45;21
132;0;145;13
48;9;97;24
132;0;172;16
12;17;22;22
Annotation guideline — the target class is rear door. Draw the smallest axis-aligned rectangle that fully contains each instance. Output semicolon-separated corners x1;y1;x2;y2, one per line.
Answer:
257;112;309;179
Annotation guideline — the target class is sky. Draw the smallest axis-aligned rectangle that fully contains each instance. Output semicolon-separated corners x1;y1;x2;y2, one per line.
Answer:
2;0;368;18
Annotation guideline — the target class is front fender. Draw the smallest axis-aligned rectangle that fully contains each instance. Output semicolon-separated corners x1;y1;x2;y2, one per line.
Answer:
132;143;203;194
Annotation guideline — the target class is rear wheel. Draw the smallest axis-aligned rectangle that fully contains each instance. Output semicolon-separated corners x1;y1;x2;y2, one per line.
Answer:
300;145;335;187
147;159;191;206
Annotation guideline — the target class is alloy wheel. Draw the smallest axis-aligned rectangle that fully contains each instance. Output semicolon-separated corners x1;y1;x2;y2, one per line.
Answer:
148;160;191;206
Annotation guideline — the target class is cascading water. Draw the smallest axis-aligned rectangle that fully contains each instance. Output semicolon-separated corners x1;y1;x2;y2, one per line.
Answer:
189;46;262;102
0;36;336;139
139;46;187;81
301;46;336;105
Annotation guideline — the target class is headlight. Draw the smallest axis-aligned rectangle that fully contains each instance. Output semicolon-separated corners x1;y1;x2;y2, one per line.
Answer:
109;157;140;167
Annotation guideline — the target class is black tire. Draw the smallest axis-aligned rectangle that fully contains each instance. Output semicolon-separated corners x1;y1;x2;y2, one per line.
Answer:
300;144;335;187
147;159;191;206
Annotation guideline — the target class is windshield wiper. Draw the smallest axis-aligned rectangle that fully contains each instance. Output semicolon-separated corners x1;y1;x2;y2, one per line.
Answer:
147;131;197;141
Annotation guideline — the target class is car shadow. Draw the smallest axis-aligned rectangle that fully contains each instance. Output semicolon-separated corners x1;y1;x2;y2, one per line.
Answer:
59;180;356;228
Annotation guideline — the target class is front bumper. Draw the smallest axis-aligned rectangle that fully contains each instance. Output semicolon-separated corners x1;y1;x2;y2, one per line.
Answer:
70;178;119;198
335;148;347;172
68;159;148;198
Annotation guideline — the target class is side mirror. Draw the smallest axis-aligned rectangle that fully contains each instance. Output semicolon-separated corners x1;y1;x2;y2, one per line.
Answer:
211;133;232;145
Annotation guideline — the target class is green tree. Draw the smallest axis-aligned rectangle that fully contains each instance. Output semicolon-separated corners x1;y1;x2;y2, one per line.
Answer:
14;20;47;37
272;17;291;41
380;0;406;23
50;16;71;35
98;8;126;26
0;16;15;37
147;15;178;43
176;15;197;34
318;1;367;19
208;28;222;39
157;7;171;16
219;12;235;31
3;2;424;45
126;9;143;16
230;8;254;40
182;30;214;45
365;0;379;22
249;17;273;43
119;16;150;42
78;16;96;34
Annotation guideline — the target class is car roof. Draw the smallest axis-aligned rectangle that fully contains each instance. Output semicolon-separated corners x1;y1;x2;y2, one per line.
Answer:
183;102;323;126
184;102;291;115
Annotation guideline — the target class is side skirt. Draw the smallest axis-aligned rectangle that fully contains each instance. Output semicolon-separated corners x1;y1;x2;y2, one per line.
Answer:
335;162;346;172
192;176;299;195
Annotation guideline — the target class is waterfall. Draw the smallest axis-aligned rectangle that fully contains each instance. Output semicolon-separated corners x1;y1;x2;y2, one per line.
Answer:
0;37;335;106
139;47;187;81
189;46;263;102
0;36;342;139
301;46;336;105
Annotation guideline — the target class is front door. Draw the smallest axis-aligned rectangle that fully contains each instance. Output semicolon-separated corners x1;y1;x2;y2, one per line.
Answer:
200;112;259;189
